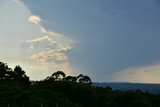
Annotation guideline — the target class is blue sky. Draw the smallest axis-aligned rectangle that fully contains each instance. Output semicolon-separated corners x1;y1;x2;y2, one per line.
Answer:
1;0;160;83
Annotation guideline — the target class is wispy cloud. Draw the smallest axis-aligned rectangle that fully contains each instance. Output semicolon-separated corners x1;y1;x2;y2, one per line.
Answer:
28;15;41;24
113;63;160;83
12;0;21;3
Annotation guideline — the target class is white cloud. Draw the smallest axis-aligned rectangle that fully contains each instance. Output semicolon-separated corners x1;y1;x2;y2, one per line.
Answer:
20;35;74;74
20;36;58;55
28;15;41;24
40;26;47;33
113;63;160;83
39;26;55;35
20;35;74;55
26;50;68;64
22;3;75;78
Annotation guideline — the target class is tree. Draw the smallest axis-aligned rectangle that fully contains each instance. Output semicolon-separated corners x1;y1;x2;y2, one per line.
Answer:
13;65;30;85
0;62;12;80
77;74;92;85
49;71;66;81
14;66;26;78
63;76;77;82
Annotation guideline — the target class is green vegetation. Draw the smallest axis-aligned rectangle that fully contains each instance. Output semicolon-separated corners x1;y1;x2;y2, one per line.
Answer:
0;61;160;107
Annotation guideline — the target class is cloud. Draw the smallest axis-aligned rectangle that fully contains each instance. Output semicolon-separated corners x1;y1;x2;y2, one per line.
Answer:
12;0;21;3
20;36;58;54
40;26;54;35
113;63;160;83
40;27;47;33
26;50;68;64
28;15;41;24
19;35;74;74
25;7;75;77
1;0;76;80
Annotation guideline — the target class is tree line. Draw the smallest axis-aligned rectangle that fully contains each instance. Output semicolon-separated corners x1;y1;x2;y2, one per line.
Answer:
0;61;160;107
46;71;92;85
0;61;92;85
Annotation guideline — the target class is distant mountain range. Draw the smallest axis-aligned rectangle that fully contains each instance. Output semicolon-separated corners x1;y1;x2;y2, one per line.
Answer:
93;82;160;94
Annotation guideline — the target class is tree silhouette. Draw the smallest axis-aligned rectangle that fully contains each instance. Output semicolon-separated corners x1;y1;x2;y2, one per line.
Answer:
13;65;30;85
14;66;26;78
0;62;30;85
49;71;66;81
77;74;92;84
63;76;77;82
0;62;12;80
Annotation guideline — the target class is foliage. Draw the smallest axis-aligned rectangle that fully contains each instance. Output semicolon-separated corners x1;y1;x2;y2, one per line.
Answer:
0;62;30;85
47;71;66;81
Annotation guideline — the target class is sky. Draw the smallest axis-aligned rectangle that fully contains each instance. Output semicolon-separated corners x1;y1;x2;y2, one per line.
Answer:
1;0;160;83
